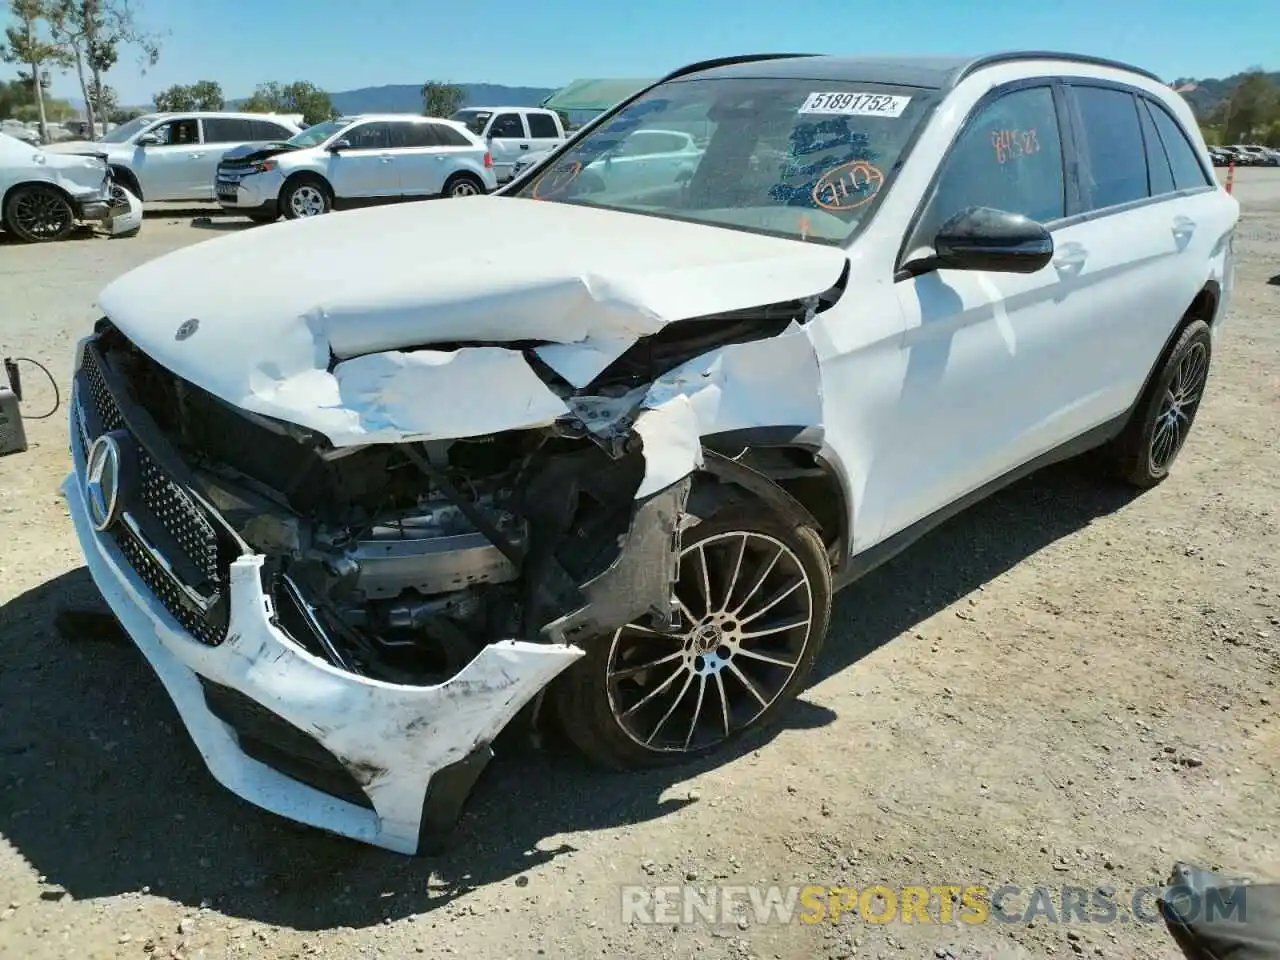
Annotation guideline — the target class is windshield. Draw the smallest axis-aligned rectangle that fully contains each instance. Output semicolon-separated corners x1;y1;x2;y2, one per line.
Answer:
286;118;349;148
514;77;936;244
451;109;492;136
101;115;158;143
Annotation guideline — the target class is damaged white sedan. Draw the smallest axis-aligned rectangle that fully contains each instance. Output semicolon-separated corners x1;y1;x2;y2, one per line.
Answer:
64;51;1238;854
1;131;141;242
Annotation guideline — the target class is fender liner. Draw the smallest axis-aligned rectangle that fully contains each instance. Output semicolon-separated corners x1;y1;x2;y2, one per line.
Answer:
694;447;820;531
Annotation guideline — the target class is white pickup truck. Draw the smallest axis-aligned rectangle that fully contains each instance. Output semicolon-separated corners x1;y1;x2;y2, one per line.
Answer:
448;106;567;182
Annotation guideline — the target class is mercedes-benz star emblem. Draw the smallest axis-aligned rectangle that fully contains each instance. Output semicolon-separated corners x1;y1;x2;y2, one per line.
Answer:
175;318;199;341
85;433;122;532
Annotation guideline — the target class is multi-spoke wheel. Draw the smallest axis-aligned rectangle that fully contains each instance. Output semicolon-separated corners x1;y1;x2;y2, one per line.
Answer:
1105;318;1213;488
553;506;832;769
4;184;75;243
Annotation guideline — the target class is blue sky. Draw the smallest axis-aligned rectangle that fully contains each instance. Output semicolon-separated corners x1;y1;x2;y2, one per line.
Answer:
10;0;1277;105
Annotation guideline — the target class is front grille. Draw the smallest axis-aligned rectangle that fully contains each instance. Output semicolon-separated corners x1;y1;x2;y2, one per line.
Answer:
77;343;229;645
198;677;375;810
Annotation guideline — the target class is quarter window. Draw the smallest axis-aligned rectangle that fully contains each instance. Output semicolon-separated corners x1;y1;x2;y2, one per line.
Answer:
251;120;295;141
433;124;473;147
1147;101;1213;190
1137;100;1175;196
920;85;1065;240
1072;85;1148;210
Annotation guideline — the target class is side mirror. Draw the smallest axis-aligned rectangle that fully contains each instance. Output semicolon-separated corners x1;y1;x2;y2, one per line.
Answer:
328;139;351;152
905;206;1054;278
136;133;161;147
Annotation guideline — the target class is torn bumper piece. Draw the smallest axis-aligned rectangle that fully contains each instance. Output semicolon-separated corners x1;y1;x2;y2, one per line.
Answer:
63;428;583;854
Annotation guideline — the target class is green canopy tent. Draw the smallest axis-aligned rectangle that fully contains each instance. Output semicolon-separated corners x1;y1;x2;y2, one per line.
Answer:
541;78;657;126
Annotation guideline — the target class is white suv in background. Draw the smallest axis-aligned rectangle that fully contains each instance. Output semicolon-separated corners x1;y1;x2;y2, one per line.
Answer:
450;106;567;181
214;114;497;221
42;111;304;202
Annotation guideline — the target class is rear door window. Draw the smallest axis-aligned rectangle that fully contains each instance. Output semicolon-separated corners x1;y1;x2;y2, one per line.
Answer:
396;122;442;148
251;119;295;141
1146;101;1213;190
526;112;559;138
343;122;393;150
432;124;473;147
202;118;254;143
1071;85;1149;211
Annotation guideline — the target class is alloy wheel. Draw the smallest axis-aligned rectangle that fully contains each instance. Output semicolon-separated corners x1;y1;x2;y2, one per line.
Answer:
1150;341;1209;472
289;185;327;217
450;179;480;197
12;188;73;240
605;530;814;754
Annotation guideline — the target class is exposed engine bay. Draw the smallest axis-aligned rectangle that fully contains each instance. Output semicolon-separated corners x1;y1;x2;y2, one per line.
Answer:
91;301;843;688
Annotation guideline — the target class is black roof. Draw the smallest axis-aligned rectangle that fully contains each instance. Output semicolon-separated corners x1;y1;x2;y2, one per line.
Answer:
667;51;1163;91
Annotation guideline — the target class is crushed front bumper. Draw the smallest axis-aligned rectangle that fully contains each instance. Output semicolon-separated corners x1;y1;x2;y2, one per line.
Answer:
63;342;583;854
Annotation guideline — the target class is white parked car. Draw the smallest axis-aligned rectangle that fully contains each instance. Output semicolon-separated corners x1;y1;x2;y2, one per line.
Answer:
213;114;497;221
1;131;141;242
450;106;567;181
63;51;1237;854
509;128;703;187
42;111;304;202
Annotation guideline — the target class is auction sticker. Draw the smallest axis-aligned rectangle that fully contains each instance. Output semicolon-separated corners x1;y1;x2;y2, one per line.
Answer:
798;92;912;117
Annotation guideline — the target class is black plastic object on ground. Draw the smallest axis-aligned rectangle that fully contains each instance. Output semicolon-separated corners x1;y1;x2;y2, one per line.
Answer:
1161;862;1280;959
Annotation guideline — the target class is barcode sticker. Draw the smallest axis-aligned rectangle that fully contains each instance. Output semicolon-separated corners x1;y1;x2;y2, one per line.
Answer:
798;92;912;117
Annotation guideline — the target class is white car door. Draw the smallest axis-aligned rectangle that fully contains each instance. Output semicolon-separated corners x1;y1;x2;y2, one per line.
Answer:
863;83;1098;542
523;111;564;155
325;121;397;198
133;117;206;200
486;112;529;181
390;120;449;197
1056;83;1229;418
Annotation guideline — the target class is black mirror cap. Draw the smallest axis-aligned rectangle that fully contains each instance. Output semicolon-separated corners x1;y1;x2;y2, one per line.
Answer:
934;206;1054;274
328;139;351;152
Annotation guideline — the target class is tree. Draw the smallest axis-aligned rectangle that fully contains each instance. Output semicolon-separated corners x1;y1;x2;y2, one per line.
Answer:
48;0;161;139
421;80;464;117
243;80;335;125
0;0;70;142
152;81;193;111
1214;68;1280;142
188;78;222;110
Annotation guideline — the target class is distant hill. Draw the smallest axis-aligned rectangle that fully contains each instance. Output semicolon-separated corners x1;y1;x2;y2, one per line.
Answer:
226;82;557;115
1171;69;1280;120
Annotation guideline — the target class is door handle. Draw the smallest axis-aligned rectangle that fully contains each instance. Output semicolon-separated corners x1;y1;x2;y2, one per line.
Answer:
519;143;529;150
1052;242;1087;273
1172;216;1196;239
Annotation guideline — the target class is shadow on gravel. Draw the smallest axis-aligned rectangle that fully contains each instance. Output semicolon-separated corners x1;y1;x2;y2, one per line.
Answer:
1267;274;1280;286
0;225;99;245
0;459;1138;930
189;216;259;232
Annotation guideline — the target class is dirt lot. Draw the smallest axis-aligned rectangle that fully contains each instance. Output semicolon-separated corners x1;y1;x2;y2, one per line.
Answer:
1;173;1277;960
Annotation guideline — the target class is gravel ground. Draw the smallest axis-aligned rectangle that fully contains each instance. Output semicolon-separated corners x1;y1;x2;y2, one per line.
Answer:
1;172;1277;960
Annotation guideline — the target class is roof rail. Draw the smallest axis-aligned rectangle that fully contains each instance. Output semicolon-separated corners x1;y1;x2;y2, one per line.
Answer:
953;51;1163;86
658;53;820;84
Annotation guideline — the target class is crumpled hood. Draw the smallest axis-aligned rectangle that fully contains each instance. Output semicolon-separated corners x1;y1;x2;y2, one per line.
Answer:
42;140;116;158
220;141;296;163
97;195;847;434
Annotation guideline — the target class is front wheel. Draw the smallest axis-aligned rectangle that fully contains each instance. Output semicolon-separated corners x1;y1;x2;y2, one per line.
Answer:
4;185;75;242
280;177;332;219
553;505;832;769
1104;319;1212;488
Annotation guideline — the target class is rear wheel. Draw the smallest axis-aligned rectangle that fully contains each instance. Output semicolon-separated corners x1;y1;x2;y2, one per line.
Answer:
553;504;832;769
281;176;332;219
1104;320;1212;488
4;184;75;242
443;173;485;198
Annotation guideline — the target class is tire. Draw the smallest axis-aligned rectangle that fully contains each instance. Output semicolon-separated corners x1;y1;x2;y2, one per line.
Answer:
1103;319;1212;488
280;176;332;219
4;184;75;243
552;503;832;770
443;173;485;198
248;212;279;224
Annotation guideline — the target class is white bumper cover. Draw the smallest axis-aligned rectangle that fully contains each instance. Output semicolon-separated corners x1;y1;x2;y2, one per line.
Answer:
64;398;582;854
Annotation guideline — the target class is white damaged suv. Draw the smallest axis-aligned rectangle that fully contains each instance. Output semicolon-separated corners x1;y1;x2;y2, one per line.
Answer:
64;51;1237;854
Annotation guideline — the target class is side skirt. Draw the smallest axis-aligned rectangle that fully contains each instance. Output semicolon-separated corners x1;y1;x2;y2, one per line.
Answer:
832;414;1128;592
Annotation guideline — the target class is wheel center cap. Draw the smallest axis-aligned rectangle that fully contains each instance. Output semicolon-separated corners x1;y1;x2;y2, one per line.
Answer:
694;623;722;653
